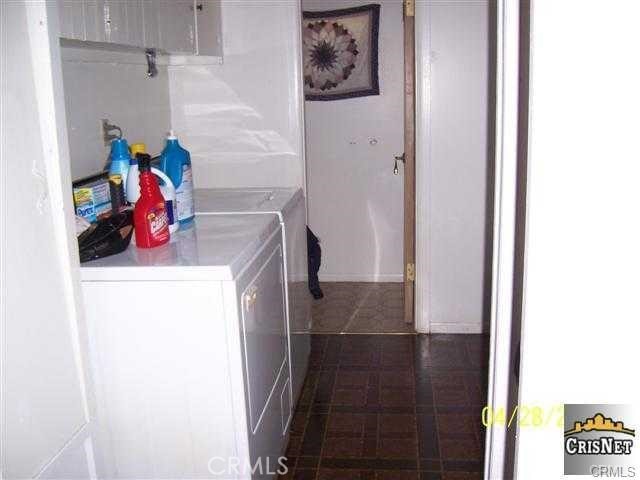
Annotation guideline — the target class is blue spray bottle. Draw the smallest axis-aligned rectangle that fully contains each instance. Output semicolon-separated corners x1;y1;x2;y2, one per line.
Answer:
159;130;194;226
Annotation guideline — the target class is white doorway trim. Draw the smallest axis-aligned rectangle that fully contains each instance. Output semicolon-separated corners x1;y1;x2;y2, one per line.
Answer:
414;0;432;334
484;0;523;478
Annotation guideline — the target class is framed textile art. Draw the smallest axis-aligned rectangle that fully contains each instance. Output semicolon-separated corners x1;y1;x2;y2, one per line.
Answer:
302;4;380;101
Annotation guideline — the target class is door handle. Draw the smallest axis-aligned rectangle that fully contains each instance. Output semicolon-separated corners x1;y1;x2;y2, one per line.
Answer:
393;153;405;175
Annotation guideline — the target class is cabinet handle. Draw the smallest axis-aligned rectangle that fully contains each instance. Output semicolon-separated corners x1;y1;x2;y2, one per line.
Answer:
190;3;204;11
145;49;158;78
393;153;405;175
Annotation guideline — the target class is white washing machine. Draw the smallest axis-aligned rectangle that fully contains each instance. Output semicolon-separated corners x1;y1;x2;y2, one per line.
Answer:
195;188;311;402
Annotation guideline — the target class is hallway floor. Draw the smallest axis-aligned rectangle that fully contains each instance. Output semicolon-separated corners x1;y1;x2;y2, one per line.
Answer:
281;334;488;480
311;283;414;334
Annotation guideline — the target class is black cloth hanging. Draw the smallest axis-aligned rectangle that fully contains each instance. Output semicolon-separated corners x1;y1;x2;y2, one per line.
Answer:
306;226;324;299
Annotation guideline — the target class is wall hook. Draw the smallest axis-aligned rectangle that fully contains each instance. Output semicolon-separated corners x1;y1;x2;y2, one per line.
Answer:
145;48;158;78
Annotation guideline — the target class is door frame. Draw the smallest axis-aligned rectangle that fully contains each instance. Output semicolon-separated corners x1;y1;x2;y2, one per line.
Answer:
484;0;527;477
413;1;429;333
403;0;417;325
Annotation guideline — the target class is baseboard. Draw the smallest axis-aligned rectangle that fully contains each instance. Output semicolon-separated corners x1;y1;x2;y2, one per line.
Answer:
318;274;404;282
429;322;485;334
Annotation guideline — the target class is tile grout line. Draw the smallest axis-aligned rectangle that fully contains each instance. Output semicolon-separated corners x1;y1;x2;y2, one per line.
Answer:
428;343;445;477
364;344;378;476
313;336;340;480
291;343;322;478
412;336;421;476
339;289;370;333
293;336;326;478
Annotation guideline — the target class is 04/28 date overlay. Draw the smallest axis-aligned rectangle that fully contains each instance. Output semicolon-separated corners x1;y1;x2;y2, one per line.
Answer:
482;405;565;428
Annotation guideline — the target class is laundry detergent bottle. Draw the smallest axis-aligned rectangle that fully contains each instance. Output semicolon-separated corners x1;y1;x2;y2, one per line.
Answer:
125;143;146;203
108;138;131;191
160;130;194;226
134;154;170;248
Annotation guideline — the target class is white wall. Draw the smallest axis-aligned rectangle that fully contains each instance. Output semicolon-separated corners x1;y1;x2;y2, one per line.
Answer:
61;45;171;179
168;0;306;190
515;1;640;477
415;0;490;333
2;1;96;477
303;0;404;282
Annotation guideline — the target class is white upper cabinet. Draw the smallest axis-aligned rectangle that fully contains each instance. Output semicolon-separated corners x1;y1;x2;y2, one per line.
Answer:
194;0;223;56
83;0;144;47
157;0;196;53
125;0;145;48
58;0;85;40
57;0;220;56
142;0;161;49
102;0;128;45
83;1;105;42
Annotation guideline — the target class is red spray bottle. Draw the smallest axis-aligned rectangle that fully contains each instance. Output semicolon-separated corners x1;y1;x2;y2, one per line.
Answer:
134;153;170;248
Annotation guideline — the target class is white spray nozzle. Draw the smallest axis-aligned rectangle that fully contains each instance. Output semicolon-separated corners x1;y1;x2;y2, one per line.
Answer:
167;129;177;140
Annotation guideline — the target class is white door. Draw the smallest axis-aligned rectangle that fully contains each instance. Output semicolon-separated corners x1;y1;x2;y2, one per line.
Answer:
1;2;97;478
304;0;405;284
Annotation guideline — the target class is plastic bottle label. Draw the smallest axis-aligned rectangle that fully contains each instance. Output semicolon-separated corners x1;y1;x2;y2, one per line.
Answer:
176;165;194;222
148;208;169;236
166;199;177;226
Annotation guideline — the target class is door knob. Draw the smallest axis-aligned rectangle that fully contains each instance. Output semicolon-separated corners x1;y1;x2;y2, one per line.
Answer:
393;153;405;175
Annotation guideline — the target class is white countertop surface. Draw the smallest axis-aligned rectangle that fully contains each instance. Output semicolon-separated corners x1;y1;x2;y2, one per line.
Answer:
80;214;281;282
194;187;303;217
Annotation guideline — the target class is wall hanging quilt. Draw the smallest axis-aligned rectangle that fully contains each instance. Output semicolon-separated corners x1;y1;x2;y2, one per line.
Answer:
302;4;380;101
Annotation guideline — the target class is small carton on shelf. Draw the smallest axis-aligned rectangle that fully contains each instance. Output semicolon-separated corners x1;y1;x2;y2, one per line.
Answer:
72;172;112;223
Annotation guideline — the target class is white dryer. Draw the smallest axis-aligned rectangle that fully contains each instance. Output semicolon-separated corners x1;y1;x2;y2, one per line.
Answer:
81;214;293;479
195;188;311;402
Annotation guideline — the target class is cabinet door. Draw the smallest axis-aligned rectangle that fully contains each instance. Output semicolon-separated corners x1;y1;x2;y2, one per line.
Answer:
157;0;196;53
125;0;145;47
58;0;85;40
83;0;105;42
142;0;161;48
102;0;128;45
195;0;223;56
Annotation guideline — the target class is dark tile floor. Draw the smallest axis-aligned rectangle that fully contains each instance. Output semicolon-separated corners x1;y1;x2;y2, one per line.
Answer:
281;334;489;480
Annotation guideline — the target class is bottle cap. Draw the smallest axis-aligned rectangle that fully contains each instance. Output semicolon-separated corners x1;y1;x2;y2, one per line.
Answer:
130;143;146;157
167;130;177;140
137;153;152;172
110;138;130;160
